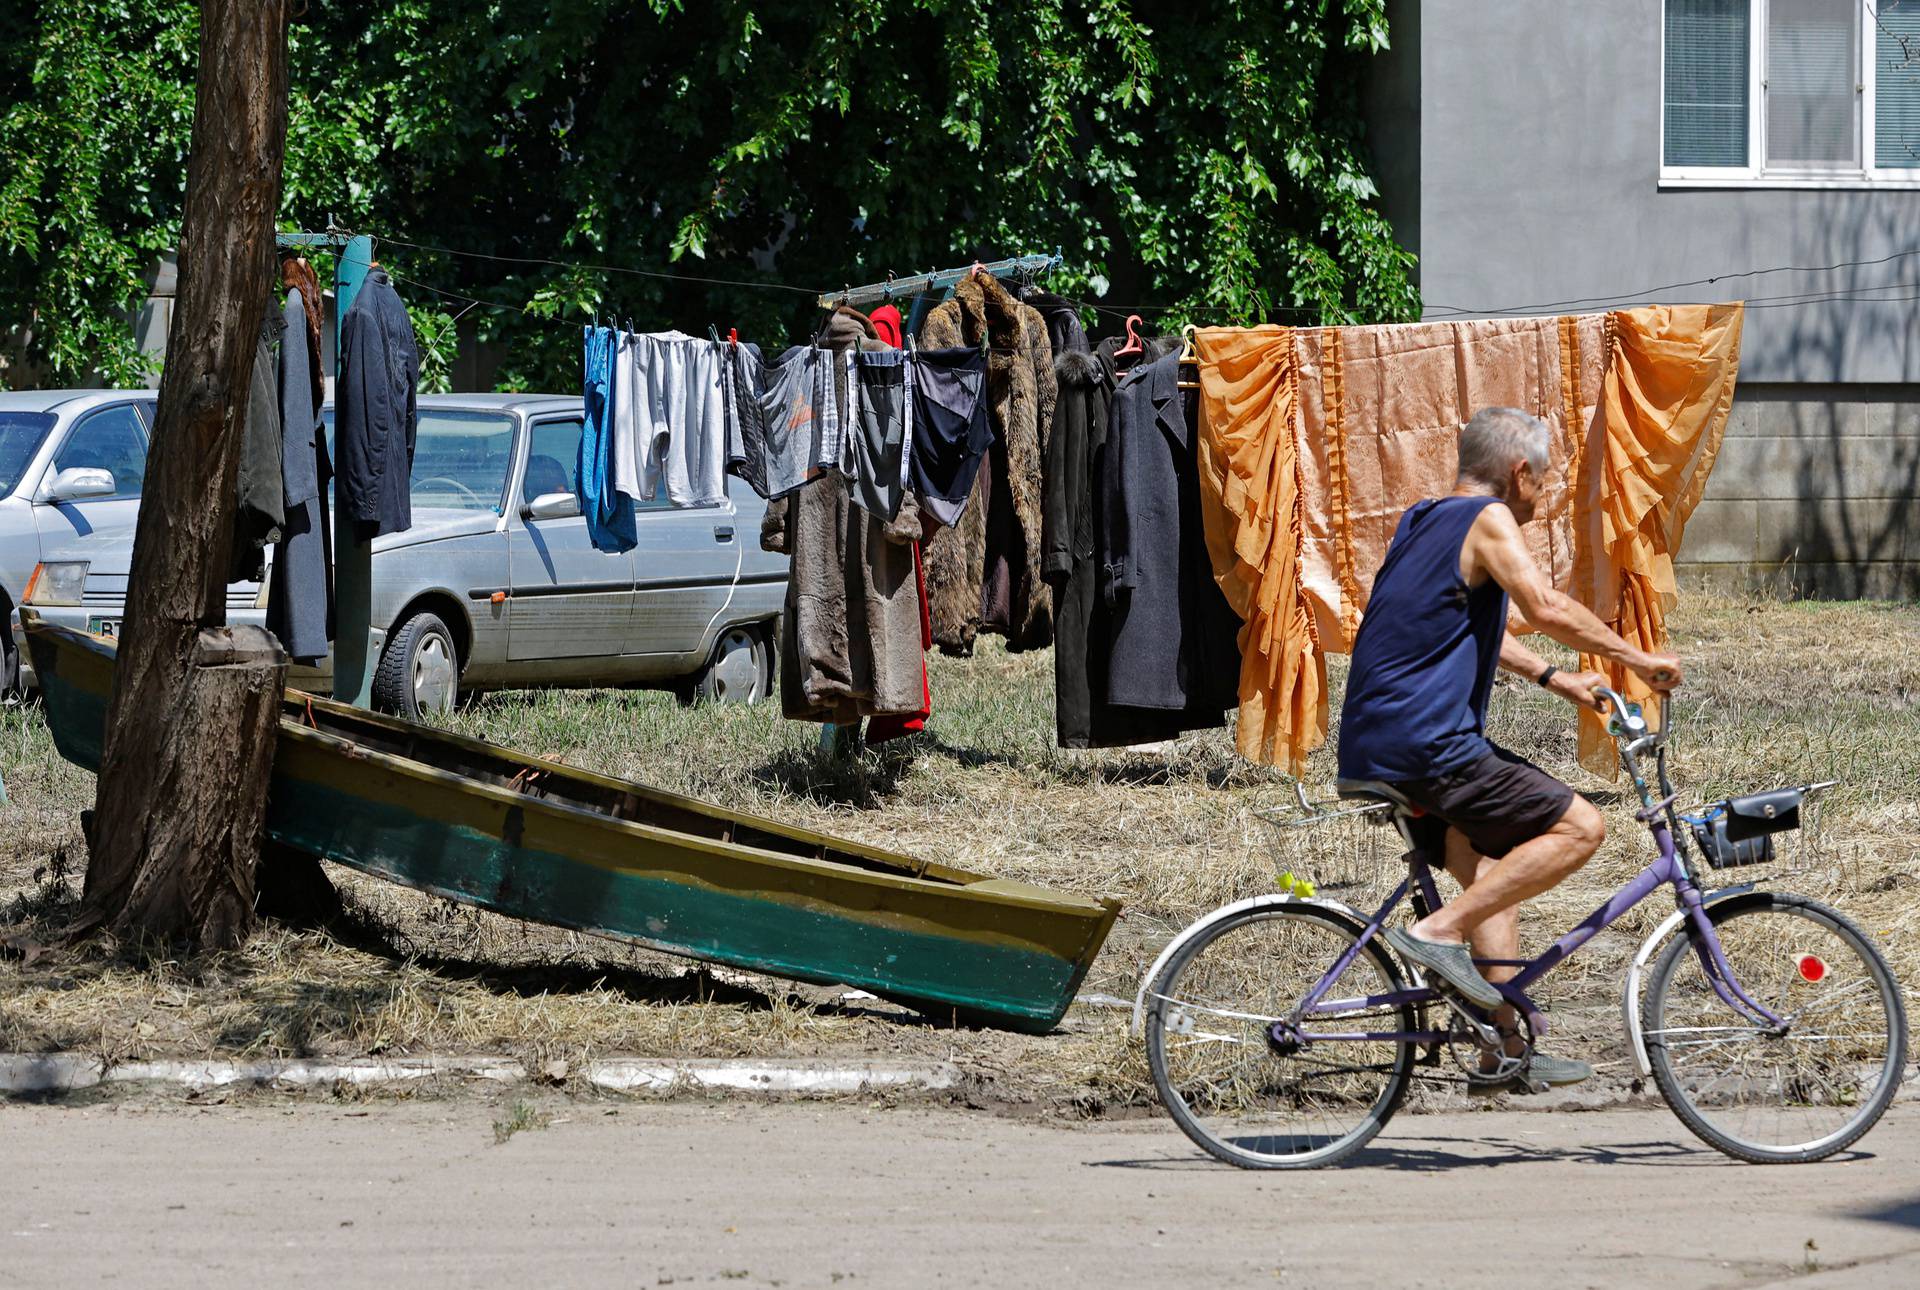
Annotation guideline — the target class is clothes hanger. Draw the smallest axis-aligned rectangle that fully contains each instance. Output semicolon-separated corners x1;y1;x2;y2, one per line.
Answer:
1115;314;1145;358
1177;323;1200;390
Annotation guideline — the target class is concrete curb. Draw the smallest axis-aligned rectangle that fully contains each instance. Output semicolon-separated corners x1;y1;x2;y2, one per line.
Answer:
0;1054;963;1098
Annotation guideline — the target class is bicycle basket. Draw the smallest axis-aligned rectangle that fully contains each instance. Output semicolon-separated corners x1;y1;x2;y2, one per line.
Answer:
1253;787;1403;897
1690;787;1804;870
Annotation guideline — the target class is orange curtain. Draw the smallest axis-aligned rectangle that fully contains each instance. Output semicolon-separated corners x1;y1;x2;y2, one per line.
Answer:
1194;304;1743;778
1575;303;1744;770
1192;327;1324;773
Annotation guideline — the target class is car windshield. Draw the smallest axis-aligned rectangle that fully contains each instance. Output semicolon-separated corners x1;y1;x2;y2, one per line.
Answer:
320;409;516;512
0;412;57;496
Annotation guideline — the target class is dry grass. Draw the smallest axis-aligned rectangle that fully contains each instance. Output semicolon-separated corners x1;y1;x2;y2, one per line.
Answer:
0;593;1914;1111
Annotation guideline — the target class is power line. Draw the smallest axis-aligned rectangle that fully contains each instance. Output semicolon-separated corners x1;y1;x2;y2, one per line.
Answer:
1420;247;1920;317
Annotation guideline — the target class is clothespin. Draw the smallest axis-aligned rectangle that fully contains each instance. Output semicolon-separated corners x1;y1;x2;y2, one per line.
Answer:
728;327;738;344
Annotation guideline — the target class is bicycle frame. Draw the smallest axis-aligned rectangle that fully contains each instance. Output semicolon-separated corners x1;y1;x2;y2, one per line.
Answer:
1287;693;1789;1049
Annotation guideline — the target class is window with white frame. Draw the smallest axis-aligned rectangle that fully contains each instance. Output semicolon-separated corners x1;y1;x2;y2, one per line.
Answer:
1662;0;1920;182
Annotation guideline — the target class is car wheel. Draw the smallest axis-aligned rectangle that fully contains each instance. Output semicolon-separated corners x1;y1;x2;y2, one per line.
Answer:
372;610;460;720
689;625;769;706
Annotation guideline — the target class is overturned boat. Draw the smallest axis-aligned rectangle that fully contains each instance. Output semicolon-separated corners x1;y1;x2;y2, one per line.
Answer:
26;618;1118;1033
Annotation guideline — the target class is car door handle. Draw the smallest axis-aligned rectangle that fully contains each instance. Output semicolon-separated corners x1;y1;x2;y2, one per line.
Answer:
713;524;735;542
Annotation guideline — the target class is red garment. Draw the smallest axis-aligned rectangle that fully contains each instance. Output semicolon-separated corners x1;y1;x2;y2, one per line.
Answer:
868;304;904;348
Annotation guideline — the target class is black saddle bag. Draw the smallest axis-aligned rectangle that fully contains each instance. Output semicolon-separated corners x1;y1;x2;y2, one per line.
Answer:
1691;788;1803;870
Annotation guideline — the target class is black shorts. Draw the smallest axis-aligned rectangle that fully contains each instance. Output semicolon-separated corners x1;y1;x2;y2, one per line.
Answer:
1395;745;1577;860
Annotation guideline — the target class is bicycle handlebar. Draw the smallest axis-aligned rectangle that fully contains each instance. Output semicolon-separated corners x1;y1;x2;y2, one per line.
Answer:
1593;684;1668;746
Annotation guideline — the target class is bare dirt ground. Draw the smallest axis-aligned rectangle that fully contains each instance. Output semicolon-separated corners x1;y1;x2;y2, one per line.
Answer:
1;595;1915;1111
3;1098;1917;1288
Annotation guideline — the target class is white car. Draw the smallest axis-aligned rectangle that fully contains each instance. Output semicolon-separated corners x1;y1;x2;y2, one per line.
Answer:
3;390;788;715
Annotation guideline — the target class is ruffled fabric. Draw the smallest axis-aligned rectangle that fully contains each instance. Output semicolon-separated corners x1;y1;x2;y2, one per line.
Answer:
1193;305;1743;777
1575;303;1744;771
1193;327;1325;773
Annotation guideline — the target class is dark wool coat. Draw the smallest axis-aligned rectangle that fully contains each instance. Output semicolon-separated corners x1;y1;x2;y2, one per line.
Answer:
1100;350;1242;719
918;274;1056;654
1049;336;1201;748
763;307;927;723
336;269;419;538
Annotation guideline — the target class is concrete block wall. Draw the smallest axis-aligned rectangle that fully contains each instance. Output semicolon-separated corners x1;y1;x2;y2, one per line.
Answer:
1678;384;1920;600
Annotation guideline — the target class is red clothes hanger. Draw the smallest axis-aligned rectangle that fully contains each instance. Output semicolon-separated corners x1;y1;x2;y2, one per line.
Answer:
1115;314;1145;358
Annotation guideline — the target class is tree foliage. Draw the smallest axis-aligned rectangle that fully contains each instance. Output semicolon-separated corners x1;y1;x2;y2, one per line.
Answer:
1;1;1418;391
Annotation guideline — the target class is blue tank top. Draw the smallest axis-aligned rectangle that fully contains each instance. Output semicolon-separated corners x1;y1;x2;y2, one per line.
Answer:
1337;495;1507;782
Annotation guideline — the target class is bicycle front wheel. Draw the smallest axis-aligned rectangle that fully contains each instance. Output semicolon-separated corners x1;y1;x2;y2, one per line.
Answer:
1645;893;1908;1163
1144;904;1415;1169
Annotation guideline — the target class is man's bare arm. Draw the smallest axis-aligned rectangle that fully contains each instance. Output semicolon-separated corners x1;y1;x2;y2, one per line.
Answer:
1465;504;1682;690
1499;631;1609;709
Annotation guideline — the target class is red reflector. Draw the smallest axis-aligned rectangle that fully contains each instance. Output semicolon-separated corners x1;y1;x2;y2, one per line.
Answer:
1797;954;1828;983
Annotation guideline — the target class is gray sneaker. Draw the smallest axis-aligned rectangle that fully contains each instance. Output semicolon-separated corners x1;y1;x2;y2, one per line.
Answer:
1470;1051;1595;1095
1385;927;1505;1008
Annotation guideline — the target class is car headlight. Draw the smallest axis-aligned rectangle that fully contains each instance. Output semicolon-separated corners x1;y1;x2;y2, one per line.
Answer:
24;561;89;606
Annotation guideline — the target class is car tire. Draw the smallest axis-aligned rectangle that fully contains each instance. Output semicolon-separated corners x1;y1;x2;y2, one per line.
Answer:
686;624;770;706
1;603;20;700
373;610;460;721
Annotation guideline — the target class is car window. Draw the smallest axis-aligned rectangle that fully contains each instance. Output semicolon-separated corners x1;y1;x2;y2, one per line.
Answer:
53;404;148;497
522;418;583;503
0;412;56;496
410;410;515;511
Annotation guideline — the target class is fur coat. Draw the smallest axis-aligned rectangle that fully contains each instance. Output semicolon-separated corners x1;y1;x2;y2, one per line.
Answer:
918;273;1057;654
762;307;927;723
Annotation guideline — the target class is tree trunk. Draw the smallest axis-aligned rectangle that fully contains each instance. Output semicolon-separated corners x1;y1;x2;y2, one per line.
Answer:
82;1;290;950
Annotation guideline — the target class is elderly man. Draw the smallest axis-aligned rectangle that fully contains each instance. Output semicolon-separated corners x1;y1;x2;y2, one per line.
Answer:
1339;407;1681;1088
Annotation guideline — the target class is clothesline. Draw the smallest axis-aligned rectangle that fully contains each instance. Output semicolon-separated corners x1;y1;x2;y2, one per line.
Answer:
371;231;1918;335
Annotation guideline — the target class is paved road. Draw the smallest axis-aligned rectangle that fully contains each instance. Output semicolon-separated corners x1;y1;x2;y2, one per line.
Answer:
3;1099;1916;1288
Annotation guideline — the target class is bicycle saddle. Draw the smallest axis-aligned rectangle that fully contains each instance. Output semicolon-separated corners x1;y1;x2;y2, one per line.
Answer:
1334;778;1421;813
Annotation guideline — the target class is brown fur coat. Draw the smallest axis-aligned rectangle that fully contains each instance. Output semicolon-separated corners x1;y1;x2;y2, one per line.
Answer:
918;274;1057;654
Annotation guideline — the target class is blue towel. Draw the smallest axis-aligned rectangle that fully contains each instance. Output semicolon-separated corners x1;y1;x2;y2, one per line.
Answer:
580;325;636;552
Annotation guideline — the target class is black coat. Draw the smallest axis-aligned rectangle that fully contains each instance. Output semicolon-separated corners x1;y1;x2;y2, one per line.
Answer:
336;270;418;537
1099;350;1241;716
1048;337;1204;747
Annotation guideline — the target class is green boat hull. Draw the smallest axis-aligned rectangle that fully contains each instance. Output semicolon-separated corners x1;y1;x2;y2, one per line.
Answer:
26;620;1117;1033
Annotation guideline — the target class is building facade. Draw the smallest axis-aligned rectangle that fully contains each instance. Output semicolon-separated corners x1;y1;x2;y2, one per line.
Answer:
1369;0;1920;597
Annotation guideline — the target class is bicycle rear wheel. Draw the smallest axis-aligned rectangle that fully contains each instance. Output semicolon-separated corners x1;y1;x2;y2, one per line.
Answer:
1144;904;1415;1169
1645;893;1907;1163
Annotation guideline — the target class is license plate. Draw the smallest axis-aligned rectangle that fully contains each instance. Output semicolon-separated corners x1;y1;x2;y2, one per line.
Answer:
87;616;121;639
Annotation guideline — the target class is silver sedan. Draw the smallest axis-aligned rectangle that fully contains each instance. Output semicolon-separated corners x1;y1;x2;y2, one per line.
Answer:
12;393;788;717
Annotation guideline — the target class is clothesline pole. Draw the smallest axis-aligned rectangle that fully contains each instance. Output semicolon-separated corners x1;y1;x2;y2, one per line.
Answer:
329;233;377;707
816;251;1061;311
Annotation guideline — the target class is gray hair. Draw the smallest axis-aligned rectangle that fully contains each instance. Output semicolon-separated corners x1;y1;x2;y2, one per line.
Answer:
1456;407;1549;490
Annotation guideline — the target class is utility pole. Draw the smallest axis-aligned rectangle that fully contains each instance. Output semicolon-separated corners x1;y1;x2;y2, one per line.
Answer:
81;1;291;949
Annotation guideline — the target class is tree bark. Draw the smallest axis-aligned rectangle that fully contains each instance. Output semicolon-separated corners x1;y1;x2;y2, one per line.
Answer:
82;1;290;950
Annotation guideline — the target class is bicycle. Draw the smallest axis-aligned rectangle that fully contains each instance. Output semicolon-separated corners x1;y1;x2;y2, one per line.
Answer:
1135;688;1908;1168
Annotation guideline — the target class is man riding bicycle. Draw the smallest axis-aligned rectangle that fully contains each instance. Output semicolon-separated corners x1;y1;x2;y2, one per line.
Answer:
1338;407;1682;1089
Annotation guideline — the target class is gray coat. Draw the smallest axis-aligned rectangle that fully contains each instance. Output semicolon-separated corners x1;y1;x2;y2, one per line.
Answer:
229;307;286;583
267;286;334;664
1099;350;1241;716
